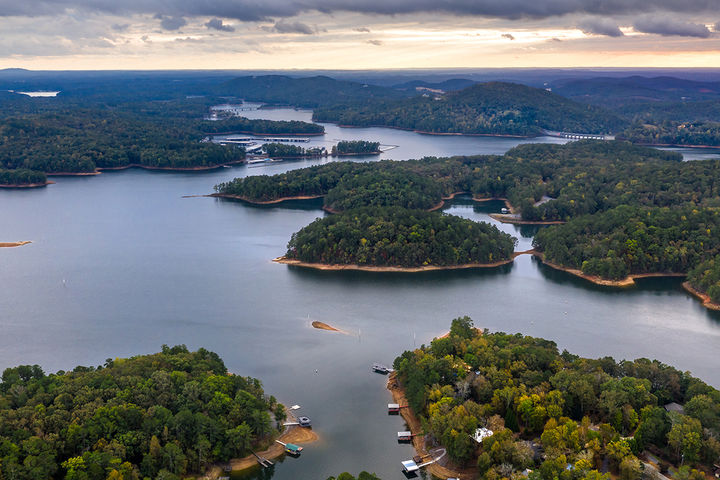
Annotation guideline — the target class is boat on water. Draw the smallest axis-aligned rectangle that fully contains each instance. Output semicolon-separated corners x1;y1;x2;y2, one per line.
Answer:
247;157;272;164
284;443;303;456
372;363;390;374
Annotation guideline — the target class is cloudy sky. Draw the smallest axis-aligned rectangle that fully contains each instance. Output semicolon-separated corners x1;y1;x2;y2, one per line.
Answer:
0;0;719;69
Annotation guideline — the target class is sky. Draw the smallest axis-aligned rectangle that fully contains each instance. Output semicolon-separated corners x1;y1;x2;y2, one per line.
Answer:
0;0;719;69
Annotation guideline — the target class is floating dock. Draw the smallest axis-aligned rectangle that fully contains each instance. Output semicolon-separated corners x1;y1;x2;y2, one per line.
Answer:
251;451;273;467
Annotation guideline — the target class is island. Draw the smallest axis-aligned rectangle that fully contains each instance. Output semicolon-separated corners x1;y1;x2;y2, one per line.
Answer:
0;345;312;480
331;140;381;156
277;207;516;271
390;316;720;480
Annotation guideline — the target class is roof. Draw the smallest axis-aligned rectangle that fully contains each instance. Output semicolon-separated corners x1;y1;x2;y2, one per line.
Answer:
472;427;494;443
388;403;400;408
401;460;419;472
285;443;302;452
398;431;412;437
664;402;685;414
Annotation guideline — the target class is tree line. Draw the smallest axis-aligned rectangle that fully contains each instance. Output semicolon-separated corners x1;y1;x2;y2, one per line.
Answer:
285;207;516;267
0;345;285;480
533;205;720;288
393;317;720;480
0;168;46;186
313;82;626;136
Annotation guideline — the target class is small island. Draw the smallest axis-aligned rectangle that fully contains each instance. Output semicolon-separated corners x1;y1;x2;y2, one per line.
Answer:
279;207;516;271
390;316;720;480
0;345;309;480
331;140;381;156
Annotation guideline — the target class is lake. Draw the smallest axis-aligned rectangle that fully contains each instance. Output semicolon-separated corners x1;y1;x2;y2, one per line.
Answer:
1;112;719;480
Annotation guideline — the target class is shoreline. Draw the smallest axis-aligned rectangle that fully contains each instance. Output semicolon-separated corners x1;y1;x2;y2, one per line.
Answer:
328;122;533;139
208;130;324;136
633;141;720;150
0;181;54;188
0;241;32;248
45;161;246;177
489;213;565;225
533;252;687;287
210;193;324;204
208;407;319;478
271;252;528;272
387;372;476;480
682;282;720;311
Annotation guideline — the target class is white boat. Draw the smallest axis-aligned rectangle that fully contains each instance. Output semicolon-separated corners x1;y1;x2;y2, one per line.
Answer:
247;158;272;164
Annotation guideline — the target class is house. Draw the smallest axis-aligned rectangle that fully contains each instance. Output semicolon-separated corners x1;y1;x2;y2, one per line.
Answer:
664;402;685;415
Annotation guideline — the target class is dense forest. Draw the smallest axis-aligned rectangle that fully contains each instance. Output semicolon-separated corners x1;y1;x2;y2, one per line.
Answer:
687;256;720;304
217;140;709;222
0;111;239;173
533;206;720;280
313;82;626;136
332;140;381;155
0;168;47;186
393;317;720;480
261;143;326;158
0;100;323;175
0;345;285;480
621;121;720;147
285;207;516;267
214;160;448;212
200;117;324;135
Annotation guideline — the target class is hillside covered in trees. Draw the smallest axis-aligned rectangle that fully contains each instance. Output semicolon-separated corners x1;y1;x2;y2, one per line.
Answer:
285;208;516;267
216;141;705;222
533;206;720;281
214;160;449;212
313;82;626;136
393;317;720;480
0;345;284;480
0;100;323;178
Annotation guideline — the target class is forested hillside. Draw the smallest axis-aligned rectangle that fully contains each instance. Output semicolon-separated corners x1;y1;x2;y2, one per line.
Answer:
393;317;720;479
533;206;720;280
0;345;284;480
313;82;626;136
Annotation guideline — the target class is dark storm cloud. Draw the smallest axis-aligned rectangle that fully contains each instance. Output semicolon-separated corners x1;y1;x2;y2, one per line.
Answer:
205;18;234;31
714;21;720;31
158;15;187;30
111;23;129;31
270;20;316;34
578;18;623;37
367;39;382;45
501;33;515;40
354;27;371;32
633;17;712;37
0;0;717;22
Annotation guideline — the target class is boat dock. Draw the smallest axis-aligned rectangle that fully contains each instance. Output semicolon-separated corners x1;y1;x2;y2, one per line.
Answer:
388;403;407;414
251;451;273;467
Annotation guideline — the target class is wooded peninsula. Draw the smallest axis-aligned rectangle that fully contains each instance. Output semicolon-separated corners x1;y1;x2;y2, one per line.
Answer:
391;317;720;480
0;346;286;480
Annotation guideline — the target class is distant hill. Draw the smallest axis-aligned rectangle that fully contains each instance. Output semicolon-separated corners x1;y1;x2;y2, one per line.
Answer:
314;81;626;136
217;75;410;108
552;76;720;106
391;78;476;92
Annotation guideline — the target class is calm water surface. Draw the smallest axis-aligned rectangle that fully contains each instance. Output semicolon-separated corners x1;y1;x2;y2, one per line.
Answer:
1;112;719;480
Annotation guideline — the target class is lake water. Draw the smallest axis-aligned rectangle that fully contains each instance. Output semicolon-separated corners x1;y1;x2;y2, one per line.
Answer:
1;110;720;480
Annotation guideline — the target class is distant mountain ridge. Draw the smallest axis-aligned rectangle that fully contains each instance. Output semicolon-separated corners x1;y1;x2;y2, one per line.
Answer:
551;75;720;106
217;75;410;107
